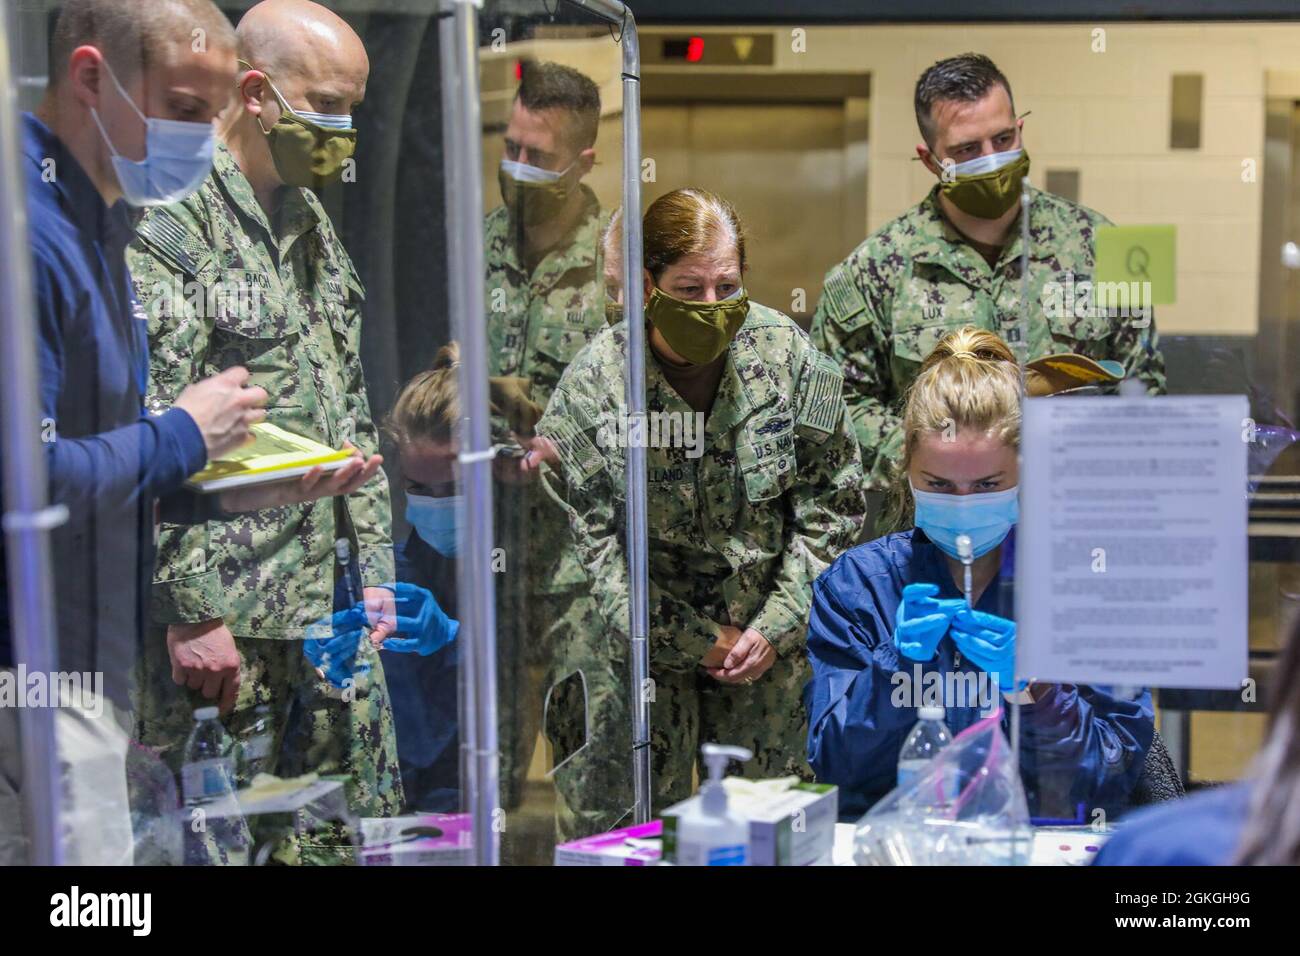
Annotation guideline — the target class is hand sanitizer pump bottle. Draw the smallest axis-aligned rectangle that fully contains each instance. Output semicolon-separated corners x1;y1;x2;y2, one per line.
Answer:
677;743;753;866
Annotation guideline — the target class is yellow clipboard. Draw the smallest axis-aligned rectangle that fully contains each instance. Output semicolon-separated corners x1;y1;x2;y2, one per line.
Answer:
187;422;354;493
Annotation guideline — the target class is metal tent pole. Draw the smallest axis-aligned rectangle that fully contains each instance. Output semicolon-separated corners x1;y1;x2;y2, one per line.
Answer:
564;0;651;825
443;0;500;866
436;2;478;831
0;6;63;866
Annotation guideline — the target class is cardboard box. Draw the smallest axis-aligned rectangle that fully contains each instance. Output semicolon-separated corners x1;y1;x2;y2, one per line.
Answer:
359;813;473;866
661;780;838;866
554;820;663;866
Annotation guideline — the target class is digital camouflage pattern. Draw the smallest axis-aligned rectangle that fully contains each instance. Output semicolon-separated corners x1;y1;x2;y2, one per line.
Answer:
650;663;812;808
484;183;608;411
538;590;634;842
133;628;403;865
811;185;1167;489
128;144;399;853
128;144;394;637
538;302;868;807
492;587;554;814
482;187;615;832
484;184;609;596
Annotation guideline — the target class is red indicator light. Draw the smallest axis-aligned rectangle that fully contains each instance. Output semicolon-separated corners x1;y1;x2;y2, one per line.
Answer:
686;36;704;63
515;60;523;81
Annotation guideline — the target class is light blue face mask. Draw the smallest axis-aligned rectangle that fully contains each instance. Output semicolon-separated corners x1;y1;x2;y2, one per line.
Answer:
912;484;1019;560
406;492;462;557
90;58;215;207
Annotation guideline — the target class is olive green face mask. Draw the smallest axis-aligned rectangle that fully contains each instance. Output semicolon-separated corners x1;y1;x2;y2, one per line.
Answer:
253;69;357;190
604;300;623;327
646;287;749;365
498;159;579;229
940;148;1031;219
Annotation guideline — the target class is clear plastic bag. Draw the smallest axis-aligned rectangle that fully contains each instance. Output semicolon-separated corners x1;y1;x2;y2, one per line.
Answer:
853;709;1032;865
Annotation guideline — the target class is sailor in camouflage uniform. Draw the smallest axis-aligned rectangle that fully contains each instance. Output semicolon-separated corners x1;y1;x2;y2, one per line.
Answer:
537;189;867;808
485;62;616;833
128;1;400;863
812;53;1166;492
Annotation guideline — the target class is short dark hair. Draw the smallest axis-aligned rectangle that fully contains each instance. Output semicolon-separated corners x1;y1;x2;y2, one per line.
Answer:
50;0;235;87
516;61;601;152
914;53;1015;148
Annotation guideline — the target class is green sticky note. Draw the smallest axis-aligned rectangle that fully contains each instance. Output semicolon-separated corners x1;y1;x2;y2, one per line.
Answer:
1095;224;1176;306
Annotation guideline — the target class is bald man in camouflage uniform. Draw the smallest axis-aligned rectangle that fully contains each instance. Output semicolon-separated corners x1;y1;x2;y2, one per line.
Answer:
485;63;622;839
538;304;867;808
129;3;399;864
812;53;1165;493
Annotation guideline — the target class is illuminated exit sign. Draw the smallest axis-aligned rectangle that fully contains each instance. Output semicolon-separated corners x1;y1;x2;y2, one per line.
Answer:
647;33;776;67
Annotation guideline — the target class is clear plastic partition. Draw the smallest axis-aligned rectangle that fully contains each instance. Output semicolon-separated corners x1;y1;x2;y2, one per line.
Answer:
5;4;1300;871
0;0;644;869
743;21;1299;867
466;0;636;864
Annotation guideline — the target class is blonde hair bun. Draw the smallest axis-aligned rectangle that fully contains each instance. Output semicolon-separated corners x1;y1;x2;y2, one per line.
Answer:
881;325;1021;532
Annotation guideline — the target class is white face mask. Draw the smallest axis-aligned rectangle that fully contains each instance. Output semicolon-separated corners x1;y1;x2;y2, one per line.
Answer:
500;158;573;183
296;110;353;131
89;58;216;207
266;76;353;130
948;147;1023;178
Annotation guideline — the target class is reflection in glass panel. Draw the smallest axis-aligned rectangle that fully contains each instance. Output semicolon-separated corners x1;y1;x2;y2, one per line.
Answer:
7;2;1300;870
473;2;633;862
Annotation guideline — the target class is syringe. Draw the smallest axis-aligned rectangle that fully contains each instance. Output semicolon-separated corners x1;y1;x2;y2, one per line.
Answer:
330;537;371;696
335;537;360;609
956;534;974;609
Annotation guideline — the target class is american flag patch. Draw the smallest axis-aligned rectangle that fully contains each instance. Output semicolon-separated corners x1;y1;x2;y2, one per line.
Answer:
797;351;844;436
822;263;866;322
539;417;604;486
136;208;210;278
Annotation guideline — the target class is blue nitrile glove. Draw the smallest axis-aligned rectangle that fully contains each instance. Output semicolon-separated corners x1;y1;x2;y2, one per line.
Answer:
893;583;967;662
950;608;1018;693
304;605;370;689
380;582;459;657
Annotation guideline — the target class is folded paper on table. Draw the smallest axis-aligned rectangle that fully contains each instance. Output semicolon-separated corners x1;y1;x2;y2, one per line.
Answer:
186;421;354;493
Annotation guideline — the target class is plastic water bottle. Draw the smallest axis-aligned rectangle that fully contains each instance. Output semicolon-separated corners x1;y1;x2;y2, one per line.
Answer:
897;706;952;792
181;706;236;807
237;704;274;783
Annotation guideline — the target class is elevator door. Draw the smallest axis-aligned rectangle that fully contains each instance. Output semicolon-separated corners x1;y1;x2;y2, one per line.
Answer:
642;101;858;326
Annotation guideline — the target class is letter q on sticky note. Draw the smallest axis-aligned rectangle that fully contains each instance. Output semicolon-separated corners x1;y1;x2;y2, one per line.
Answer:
1095;224;1176;306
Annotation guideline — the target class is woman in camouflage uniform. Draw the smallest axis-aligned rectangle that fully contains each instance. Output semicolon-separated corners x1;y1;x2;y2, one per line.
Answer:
536;189;867;807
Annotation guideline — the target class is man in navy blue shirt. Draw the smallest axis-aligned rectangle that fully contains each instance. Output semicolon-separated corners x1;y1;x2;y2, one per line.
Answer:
0;0;382;865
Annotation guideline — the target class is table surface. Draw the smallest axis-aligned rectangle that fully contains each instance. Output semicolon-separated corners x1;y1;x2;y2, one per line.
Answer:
830;822;1110;866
